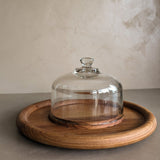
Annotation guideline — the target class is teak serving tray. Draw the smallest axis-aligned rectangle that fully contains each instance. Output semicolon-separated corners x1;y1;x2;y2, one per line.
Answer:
17;100;157;149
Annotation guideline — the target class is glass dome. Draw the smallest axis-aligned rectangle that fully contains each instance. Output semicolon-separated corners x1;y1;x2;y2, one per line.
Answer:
49;57;123;129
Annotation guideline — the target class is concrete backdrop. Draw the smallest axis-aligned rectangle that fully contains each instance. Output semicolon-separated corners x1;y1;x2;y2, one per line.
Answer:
0;0;160;93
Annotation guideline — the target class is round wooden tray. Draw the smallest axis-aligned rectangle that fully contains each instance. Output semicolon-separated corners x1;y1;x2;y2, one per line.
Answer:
16;100;157;149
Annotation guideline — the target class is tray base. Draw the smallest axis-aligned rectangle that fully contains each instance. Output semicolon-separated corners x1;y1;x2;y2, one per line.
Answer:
16;100;157;149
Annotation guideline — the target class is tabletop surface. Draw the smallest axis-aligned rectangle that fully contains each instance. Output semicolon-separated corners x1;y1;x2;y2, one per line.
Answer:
0;89;159;160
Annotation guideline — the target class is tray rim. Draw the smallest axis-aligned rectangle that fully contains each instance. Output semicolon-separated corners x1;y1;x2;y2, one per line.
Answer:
16;100;157;149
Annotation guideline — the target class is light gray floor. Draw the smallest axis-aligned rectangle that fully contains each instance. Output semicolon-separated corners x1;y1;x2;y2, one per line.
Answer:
0;89;159;160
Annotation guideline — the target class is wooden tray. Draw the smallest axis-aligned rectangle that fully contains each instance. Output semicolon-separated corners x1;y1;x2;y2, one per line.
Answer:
16;100;157;149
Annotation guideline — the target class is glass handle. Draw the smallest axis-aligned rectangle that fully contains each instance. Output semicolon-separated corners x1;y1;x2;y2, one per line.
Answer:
80;57;94;68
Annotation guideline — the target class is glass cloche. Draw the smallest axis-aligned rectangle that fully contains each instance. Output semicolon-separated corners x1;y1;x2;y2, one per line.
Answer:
49;57;123;129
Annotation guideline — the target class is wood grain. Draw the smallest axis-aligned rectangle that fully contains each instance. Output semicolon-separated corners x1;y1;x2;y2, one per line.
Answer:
16;100;157;149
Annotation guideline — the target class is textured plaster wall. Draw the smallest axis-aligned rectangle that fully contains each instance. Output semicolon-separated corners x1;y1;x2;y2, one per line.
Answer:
0;0;160;93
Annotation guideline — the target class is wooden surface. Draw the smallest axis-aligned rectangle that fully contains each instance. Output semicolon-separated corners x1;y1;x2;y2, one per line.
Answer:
16;100;157;149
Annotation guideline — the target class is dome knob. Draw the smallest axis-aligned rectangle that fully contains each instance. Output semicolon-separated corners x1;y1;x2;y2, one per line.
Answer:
80;57;94;68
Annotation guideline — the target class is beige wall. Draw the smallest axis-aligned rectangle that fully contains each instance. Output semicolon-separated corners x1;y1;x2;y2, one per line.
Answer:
0;0;160;93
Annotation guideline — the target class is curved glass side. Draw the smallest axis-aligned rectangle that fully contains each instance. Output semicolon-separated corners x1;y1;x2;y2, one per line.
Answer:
50;74;123;128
